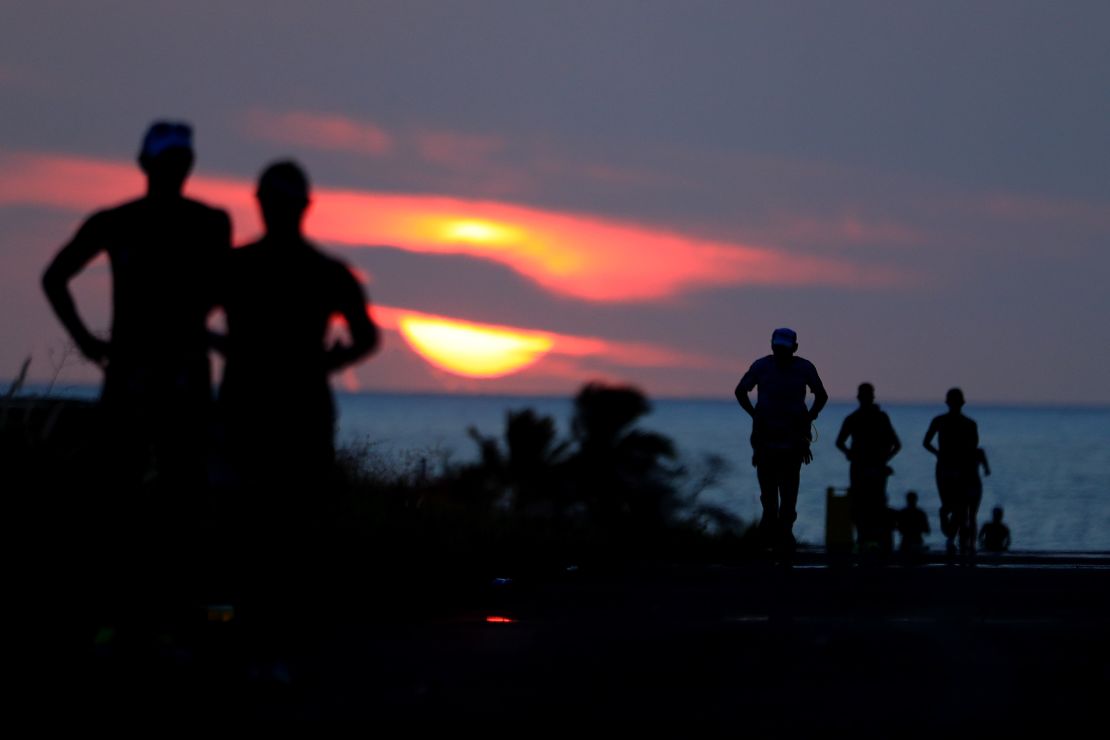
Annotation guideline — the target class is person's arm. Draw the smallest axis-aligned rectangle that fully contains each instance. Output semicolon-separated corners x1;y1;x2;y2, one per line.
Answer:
887;417;902;461
923;418;939;457
978;448;991;477
1002;527;1010;551
324;268;379;372
835;418;852;460
734;366;757;418
41;215;110;366
808;365;829;421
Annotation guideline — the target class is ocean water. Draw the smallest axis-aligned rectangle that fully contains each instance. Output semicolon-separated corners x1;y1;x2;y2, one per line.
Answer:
335;393;1110;552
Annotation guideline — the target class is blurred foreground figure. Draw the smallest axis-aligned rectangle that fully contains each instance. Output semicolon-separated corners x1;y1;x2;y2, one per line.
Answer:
735;328;828;551
214;160;378;677
836;383;901;552
42;121;231;633
215;160;378;496
43;121;231;492
924;388;990;555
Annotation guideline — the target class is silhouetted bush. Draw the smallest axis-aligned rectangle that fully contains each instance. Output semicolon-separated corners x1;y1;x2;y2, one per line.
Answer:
329;382;756;569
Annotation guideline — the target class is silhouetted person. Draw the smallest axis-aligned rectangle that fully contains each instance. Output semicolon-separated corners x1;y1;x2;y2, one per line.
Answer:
979;506;1010;552
42;121;230;491
215;160;378;501
924;388;990;555
213;161;378;675
896;491;930;553
836;383;901;552
735;328;828;551
42;121;231;635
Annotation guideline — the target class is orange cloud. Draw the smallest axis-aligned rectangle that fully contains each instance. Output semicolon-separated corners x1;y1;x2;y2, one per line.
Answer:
244;109;394;156
1;148;896;303
312;194;898;301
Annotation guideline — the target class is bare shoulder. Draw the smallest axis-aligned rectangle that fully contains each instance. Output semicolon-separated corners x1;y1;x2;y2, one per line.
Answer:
182;197;231;228
749;355;775;371
794;355;819;371
317;247;361;284
89;197;146;226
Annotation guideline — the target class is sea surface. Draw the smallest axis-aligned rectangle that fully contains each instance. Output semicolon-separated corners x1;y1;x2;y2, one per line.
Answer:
334;393;1110;552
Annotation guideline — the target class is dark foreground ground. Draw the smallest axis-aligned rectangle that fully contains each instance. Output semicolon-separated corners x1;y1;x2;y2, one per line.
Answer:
53;550;1110;733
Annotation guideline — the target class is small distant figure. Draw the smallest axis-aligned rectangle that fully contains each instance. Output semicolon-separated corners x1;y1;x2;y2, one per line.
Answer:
923;388;990;555
978;506;1011;553
735;327;829;551
215;160;379;494
42;121;231;491
835;383;901;552
896;491;930;554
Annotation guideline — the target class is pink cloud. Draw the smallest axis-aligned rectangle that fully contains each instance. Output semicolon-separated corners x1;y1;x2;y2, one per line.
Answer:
244;109;394;156
243;109;678;192
534;156;681;189
758;211;927;248
413;130;505;169
980;193;1110;231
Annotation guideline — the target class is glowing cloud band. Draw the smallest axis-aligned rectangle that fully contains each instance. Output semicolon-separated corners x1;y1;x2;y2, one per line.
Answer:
0;149;896;304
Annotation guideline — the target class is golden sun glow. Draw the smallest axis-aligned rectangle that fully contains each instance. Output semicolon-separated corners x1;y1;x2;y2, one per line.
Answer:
397;315;555;378
442;218;520;245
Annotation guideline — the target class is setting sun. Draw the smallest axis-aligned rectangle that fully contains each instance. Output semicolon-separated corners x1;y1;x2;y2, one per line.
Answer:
397;315;555;378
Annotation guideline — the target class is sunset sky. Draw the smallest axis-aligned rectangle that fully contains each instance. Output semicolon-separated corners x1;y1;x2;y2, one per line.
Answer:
2;2;1108;404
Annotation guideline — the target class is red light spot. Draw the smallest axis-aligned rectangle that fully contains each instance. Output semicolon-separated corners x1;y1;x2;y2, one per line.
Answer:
485;616;515;624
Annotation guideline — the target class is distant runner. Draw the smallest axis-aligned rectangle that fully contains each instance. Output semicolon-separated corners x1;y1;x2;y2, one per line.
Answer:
923;388;990;555
735;328;828;551
836;383;901;551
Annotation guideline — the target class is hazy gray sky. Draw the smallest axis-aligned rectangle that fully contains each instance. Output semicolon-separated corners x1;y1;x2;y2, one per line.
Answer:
2;1;1108;403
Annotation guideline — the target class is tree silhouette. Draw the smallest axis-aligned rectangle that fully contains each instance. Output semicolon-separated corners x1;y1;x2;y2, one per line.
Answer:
570;382;680;531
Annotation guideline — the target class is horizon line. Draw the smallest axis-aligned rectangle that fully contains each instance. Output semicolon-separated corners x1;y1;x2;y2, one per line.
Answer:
9;380;1110;412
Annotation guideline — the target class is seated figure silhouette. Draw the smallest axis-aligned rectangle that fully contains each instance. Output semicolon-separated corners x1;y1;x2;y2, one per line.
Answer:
923;388;990;555
835;383;901;552
895;491;930;553
216;161;379;496
978;506;1011;552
